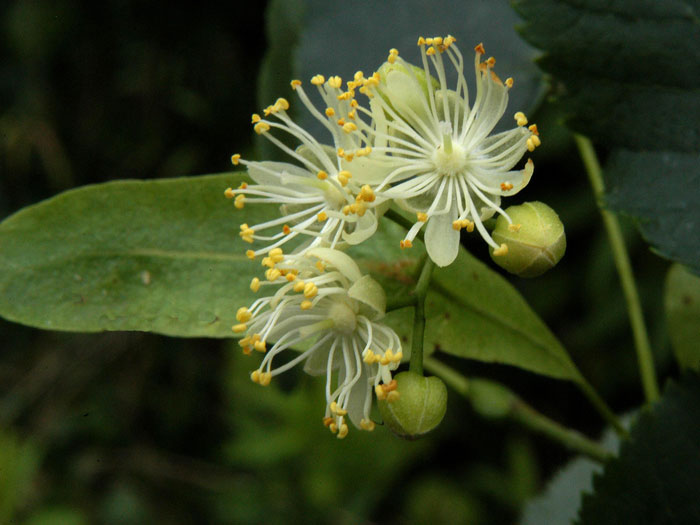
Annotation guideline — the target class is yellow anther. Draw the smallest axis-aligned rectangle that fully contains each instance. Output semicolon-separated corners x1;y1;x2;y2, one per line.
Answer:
388;53;397;64
342;205;351;215
254;340;267;353
338;170;351;186
330;401;348;416
250;370;260;383
363;350;375;364
344;152;354;162
417;36;426;45
508;223;522;232
234;194;245;209
444;35;457;46
311;74;325;85
231;154;241;165
381;380;398;392
386;391;400;403
347;109;357;120
224;188;235;199
432;36;443;46
300;300;313;310
393;351;403;362
342;122;357;133
269;247;284;262
425;37;434;45
317;211;328;222
375;385;387;400
426;46;436;56
285;273;296;282
328;76;342;88
238;182;248;189
254;122;270;134
350;99;358;108
282;224;291;235
360;419;375;431
329;422;338;434
337;147;345;158
323;416;334;427
514;111;528;126
275;97;290;111
531;135;541;147
400;240;413;249
261;257;274;268
337;91;354;101
290;79;301;89
262;105;273;116
246;249;256;260
293;280;306;293
250;277;260;292
258;372;272;386
528;124;539;136
303;282;318;298
265;268;281;281
239;336;251;347
336;118;346;126
389;48;399;56
486;56;496;67
526;138;536;152
315;260;325;272
463;220;475;232
337;423;349;439
236;307;252;323
500;182;514;191
251;114;261;123
474;42;485;54
452;220;462;230
492;243;509;256
417;212;428;222
505;77;514;88
232;323;247;333
359;185;376;202
241;346;252;356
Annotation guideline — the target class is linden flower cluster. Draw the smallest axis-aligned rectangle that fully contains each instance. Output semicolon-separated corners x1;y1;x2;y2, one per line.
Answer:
226;35;539;437
234;248;402;438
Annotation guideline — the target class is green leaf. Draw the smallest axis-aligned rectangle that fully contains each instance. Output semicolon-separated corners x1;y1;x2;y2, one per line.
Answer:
426;249;581;381
578;374;700;524
665;264;700;371
0;431;41;522
514;0;700;274
0;173;276;337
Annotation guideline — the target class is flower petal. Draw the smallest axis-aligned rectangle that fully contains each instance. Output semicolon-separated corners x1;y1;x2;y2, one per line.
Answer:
425;206;460;267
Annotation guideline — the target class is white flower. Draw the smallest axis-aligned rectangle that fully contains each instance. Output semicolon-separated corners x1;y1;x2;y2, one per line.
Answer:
225;74;391;259
234;247;402;438
363;36;540;267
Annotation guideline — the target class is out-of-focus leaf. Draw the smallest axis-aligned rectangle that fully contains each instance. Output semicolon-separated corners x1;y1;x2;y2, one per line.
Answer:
0;431;41;522
578;374;700;524
0;173;274;337
514;0;700;274
665;264;700;371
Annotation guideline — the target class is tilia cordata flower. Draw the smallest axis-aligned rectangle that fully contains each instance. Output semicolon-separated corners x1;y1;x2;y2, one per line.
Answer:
225;73;390;258
364;36;541;267
233;248;403;438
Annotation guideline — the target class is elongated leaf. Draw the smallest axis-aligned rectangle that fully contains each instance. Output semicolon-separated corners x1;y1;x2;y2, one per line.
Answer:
426;250;581;381
578;374;700;524
0;173;271;337
665;264;700;371
514;0;700;274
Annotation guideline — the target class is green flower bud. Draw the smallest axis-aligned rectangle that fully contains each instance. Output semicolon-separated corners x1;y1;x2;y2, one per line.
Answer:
378;371;447;439
489;201;566;278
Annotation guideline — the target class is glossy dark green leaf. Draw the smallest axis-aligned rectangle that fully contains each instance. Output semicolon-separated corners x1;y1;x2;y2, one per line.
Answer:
578;374;700;524
665;264;700;371
515;0;700;274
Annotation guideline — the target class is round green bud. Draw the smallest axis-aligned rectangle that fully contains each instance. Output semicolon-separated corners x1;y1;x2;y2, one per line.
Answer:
489;201;566;278
378;371;447;439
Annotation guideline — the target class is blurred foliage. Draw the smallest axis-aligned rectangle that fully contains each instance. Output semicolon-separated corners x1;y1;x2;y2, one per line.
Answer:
0;1;677;524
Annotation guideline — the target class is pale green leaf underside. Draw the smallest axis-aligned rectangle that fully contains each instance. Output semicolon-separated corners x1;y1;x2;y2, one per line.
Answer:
0;173;260;337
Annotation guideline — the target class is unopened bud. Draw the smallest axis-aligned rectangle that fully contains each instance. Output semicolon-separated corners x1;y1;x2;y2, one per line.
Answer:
378;371;447;439
490;201;566;278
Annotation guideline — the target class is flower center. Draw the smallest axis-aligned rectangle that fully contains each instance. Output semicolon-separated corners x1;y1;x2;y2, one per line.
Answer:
432;121;468;177
329;299;357;334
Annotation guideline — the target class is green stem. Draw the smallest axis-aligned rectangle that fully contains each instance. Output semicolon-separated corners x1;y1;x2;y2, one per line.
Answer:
409;257;435;375
574;134;660;403
425;357;613;463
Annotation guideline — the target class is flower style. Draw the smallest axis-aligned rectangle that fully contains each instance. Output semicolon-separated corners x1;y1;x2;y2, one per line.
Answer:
234;247;403;438
225;73;392;259
363;36;540;267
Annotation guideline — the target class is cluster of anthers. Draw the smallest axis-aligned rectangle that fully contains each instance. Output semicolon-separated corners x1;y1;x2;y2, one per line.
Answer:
226;35;540;436
233;248;403;438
